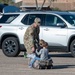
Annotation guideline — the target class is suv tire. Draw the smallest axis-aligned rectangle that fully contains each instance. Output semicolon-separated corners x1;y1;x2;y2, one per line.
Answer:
2;37;20;57
70;39;75;57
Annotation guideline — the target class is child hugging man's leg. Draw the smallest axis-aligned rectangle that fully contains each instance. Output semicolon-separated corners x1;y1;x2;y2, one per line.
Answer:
29;41;49;68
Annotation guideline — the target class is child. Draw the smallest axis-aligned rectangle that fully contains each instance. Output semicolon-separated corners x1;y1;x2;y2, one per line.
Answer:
35;39;45;57
28;39;45;67
29;41;49;68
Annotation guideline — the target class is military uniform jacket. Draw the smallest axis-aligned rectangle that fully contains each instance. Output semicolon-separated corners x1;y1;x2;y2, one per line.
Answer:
24;24;40;54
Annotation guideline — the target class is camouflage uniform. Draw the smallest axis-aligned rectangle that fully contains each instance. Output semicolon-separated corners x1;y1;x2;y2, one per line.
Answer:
24;25;34;54
24;17;41;54
24;24;40;54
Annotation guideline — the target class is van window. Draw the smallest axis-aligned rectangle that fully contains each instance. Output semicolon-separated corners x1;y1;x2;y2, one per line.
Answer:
61;14;75;26
22;14;45;26
0;14;19;23
21;14;29;25
45;14;64;27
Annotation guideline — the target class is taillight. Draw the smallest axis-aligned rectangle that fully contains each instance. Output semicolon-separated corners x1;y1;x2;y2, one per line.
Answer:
0;26;2;28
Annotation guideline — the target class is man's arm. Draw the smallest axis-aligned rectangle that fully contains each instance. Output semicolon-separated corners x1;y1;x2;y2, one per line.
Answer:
36;49;42;55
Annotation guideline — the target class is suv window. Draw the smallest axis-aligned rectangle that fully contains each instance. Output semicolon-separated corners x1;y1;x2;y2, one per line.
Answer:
21;14;29;25
22;14;45;26
45;14;64;27
61;14;75;26
0;14;19;23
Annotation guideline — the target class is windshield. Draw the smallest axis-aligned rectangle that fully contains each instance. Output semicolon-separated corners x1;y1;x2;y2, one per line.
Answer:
61;14;75;26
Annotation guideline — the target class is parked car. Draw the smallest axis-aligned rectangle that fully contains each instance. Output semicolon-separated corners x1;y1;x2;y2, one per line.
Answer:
0;4;20;19
0;4;8;13
0;10;75;57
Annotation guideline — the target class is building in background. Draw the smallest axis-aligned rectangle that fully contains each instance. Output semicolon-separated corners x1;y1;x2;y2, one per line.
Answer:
21;0;49;10
13;0;75;11
12;0;22;3
53;0;75;10
12;0;22;7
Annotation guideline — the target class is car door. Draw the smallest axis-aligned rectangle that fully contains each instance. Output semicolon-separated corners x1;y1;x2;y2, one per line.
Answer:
42;14;68;50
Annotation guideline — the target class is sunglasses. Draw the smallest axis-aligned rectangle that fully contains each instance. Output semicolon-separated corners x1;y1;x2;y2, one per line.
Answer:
40;43;42;45
38;22;41;23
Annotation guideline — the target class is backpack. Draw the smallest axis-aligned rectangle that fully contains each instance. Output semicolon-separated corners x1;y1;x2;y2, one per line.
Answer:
33;58;53;69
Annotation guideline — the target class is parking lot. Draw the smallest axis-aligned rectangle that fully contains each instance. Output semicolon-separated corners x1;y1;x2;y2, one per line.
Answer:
0;49;75;75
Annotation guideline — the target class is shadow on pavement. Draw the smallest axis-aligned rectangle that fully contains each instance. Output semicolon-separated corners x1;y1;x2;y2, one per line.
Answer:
18;52;73;58
52;64;75;69
48;52;73;58
18;53;75;70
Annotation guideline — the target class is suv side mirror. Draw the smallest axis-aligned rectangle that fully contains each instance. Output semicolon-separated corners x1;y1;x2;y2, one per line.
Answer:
57;23;66;28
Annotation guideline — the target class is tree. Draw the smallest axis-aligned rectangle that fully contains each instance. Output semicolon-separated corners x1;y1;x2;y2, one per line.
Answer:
35;0;56;10
35;0;46;10
0;0;14;5
39;0;46;10
35;0;38;10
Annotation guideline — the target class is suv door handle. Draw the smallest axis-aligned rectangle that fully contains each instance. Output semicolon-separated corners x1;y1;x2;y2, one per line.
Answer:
19;27;24;30
44;28;49;31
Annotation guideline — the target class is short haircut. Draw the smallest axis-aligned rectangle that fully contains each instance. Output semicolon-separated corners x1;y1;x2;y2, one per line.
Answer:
39;39;45;45
34;17;41;23
42;42;48;47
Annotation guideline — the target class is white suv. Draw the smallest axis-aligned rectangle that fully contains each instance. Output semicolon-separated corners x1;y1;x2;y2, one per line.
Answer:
0;11;75;57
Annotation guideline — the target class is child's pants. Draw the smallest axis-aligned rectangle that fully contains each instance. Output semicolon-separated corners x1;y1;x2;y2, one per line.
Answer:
27;53;35;59
29;56;40;67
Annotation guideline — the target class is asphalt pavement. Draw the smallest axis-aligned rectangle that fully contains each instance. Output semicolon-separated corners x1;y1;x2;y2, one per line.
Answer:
0;49;75;75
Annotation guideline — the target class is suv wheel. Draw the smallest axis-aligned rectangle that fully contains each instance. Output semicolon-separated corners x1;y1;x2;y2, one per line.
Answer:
70;39;75;57
2;37;20;57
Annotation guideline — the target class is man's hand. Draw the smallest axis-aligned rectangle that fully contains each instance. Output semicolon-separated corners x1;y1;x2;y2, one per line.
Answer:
31;46;35;53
